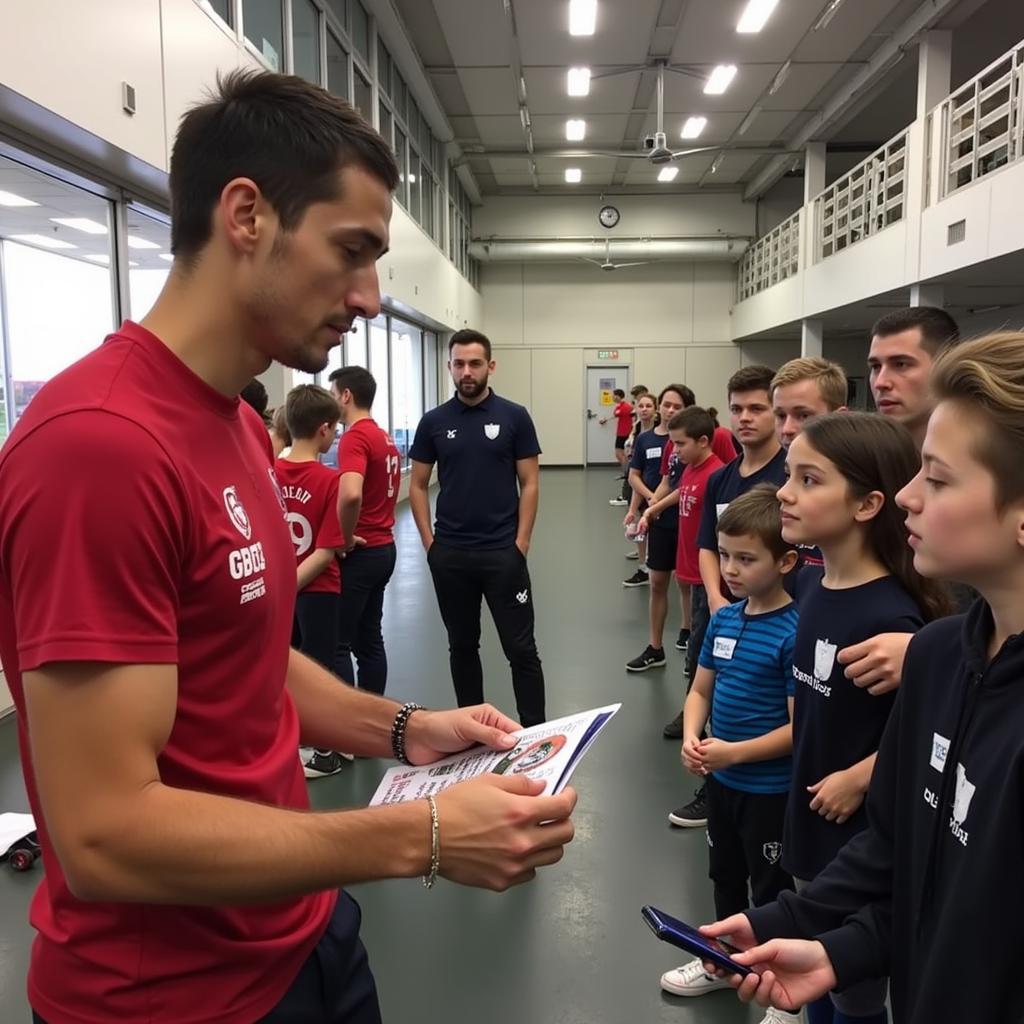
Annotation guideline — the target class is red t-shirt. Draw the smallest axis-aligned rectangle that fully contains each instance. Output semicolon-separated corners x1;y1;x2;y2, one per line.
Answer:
0;322;334;1024
712;426;738;465
613;400;634;437
275;458;345;593
338;418;401;547
675;453;725;583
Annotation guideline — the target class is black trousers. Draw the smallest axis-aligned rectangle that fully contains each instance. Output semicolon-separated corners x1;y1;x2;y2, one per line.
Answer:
427;541;546;727
293;592;340;671
686;583;710;685
334;543;397;695
33;893;380;1024
705;774;795;920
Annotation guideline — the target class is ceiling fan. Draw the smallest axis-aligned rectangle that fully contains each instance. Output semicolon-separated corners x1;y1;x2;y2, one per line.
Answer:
579;238;649;271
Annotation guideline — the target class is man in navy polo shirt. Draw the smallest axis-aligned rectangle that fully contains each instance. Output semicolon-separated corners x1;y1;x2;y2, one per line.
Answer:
409;330;546;726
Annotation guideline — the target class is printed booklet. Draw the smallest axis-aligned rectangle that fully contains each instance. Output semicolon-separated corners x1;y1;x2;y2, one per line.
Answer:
369;703;621;806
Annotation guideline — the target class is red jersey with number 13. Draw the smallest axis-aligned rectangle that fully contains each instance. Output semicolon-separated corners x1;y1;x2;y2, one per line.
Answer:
338;418;401;547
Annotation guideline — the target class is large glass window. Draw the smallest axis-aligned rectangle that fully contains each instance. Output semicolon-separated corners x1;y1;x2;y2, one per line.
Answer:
390;319;423;466
292;0;322;84
394;73;408;122
326;0;347;29
368;316;389;432
351;0;370;61
408;150;421;224
424;332;439;411
127;206;171;320
205;0;233;27
394;129;408;208
377;37;392;96
378;101;392;147
348;318;368;367
353;66;372;121
326;30;349;99
0;154;116;426
243;0;284;70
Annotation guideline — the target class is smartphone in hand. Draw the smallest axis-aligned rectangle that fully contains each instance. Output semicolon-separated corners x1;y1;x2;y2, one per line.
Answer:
641;905;754;978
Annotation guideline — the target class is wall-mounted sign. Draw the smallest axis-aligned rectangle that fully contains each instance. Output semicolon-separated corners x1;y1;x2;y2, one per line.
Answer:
597;349;620;360
600;390;614;406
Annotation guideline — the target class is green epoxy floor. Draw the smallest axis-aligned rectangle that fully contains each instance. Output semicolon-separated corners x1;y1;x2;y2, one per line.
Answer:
0;468;760;1023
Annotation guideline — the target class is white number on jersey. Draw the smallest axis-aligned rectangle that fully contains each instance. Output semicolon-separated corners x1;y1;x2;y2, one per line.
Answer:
386;453;400;498
287;512;313;556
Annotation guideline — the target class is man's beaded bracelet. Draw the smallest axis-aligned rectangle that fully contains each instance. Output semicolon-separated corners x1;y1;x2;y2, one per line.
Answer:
391;702;423;765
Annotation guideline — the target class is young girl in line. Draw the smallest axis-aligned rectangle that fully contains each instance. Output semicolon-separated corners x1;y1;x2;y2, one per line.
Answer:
703;332;1024;1024
622;391;659;567
771;412;949;1024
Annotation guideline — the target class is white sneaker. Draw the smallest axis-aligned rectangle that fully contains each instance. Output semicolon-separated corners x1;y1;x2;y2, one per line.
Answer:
758;1010;802;1024
659;957;732;996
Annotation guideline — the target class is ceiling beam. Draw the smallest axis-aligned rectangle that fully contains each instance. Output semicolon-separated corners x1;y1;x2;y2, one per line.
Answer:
741;0;961;201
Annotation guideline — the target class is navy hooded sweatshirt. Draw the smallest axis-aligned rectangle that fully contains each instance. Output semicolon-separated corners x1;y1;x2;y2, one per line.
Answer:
746;599;1024;1023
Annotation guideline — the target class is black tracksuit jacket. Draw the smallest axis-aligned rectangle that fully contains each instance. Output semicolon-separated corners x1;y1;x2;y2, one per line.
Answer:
747;599;1024;1023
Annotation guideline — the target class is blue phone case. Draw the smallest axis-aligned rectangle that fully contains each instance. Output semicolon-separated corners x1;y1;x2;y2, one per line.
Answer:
641;905;753;977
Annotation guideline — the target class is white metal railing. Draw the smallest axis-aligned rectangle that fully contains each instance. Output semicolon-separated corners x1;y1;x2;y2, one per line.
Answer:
737;210;801;301
940;40;1024;198
815;129;908;261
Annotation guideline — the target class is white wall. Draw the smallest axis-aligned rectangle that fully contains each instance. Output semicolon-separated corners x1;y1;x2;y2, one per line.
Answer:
482;257;742;463
0;0;479;335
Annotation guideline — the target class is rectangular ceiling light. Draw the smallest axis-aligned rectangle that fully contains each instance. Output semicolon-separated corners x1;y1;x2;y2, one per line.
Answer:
126;235;161;250
704;64;737;95
711;153;725;174
657;166;679;183
567;66;591;96
565;168;582;183
737;0;779;33
10;233;77;250
568;0;596;35
813;0;846;31
768;59;792;95
50;217;108;235
566;119;586;141
0;190;38;207
83;254;110;264
681;116;707;139
737;105;762;136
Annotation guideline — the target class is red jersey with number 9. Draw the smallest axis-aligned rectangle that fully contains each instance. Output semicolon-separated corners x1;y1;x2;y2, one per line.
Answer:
338;418;401;547
273;459;344;593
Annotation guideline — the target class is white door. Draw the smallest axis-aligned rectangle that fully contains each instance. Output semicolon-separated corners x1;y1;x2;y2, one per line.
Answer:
586;365;631;464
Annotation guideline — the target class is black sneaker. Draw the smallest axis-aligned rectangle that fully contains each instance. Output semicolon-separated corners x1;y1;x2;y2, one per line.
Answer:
303;750;344;779
622;569;650;588
675;629;690;651
626;645;666;672
662;714;683;739
668;785;708;827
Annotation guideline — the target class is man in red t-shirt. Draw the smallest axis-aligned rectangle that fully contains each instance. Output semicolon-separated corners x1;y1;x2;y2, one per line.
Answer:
599;388;633;483
0;72;576;1024
277;384;348;779
328;366;401;696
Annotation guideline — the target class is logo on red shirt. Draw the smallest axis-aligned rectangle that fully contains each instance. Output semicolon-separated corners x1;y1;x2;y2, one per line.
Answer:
223;485;252;540
267;468;288;516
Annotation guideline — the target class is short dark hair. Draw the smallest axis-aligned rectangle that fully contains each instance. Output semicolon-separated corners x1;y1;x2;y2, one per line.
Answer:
170;70;399;263
285;384;339;440
871;307;961;356
270;405;291;445
449;329;492;360
240;378;269;419
328;365;377;409
667;406;715;441
657;383;696;408
630;384;649;398
728;365;775;398
717;483;794;561
613;388;626;399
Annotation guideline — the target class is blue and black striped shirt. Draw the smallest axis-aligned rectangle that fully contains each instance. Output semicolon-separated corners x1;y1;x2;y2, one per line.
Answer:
698;600;799;794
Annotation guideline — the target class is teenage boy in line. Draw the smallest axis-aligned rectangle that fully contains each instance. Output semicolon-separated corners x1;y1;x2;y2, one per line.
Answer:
660;485;799;1024
602;388;634;502
664;366;785;830
328;366;401;697
666;407;725;657
771;357;848;570
277;384;349;780
838;307;967;698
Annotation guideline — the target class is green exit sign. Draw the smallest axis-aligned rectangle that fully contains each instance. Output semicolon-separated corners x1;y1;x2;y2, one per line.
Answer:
597;349;619;359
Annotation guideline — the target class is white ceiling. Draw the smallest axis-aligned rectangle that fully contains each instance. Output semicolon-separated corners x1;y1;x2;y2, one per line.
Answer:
393;0;1010;196
0;156;171;270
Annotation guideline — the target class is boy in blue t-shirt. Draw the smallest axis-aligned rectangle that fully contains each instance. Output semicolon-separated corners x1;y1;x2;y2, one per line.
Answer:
660;484;799;1011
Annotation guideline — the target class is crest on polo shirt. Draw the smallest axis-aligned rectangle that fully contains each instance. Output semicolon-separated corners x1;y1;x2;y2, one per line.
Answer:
223;486;252;540
485;423;501;440
763;842;782;865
